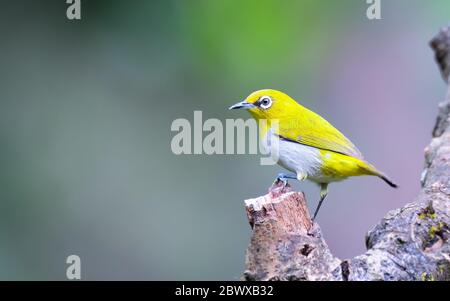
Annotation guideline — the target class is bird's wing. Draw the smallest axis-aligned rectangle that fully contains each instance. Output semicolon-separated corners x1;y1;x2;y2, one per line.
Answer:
275;110;364;159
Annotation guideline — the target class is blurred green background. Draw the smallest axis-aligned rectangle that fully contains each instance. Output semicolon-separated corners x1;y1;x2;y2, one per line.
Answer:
0;0;448;280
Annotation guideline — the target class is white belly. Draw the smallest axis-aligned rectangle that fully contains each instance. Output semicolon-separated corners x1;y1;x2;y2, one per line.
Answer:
262;131;323;181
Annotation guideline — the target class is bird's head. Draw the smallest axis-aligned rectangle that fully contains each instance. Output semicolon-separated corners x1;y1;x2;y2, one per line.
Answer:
229;89;299;120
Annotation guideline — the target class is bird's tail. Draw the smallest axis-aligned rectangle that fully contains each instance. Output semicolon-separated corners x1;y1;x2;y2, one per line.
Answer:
378;173;398;188
360;161;398;188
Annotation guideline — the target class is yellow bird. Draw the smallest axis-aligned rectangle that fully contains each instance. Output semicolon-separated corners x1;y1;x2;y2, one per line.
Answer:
229;89;397;220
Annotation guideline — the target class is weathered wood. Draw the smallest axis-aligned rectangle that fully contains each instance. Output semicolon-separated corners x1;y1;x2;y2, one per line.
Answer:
243;26;450;281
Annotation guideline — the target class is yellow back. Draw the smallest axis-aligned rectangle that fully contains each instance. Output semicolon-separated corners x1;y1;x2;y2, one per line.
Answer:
244;89;363;159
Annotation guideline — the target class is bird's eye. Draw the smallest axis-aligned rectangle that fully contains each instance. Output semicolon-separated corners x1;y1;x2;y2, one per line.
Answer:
259;96;272;109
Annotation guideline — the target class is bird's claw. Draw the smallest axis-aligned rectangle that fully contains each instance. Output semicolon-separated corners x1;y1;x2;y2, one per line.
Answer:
273;174;289;187
269;173;295;197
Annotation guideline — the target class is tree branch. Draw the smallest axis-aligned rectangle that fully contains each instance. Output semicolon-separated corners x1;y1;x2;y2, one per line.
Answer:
242;26;450;281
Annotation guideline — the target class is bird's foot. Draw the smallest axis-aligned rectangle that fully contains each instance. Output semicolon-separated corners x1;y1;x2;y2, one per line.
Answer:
269;173;296;197
273;172;298;187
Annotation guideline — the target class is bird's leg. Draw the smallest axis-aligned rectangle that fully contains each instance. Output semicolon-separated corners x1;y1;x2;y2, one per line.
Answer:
274;172;297;187
312;183;328;221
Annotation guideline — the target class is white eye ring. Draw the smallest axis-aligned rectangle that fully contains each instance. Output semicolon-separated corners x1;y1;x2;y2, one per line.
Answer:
259;96;272;109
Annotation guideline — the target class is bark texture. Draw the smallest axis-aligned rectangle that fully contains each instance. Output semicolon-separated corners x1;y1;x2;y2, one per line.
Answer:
243;26;450;281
